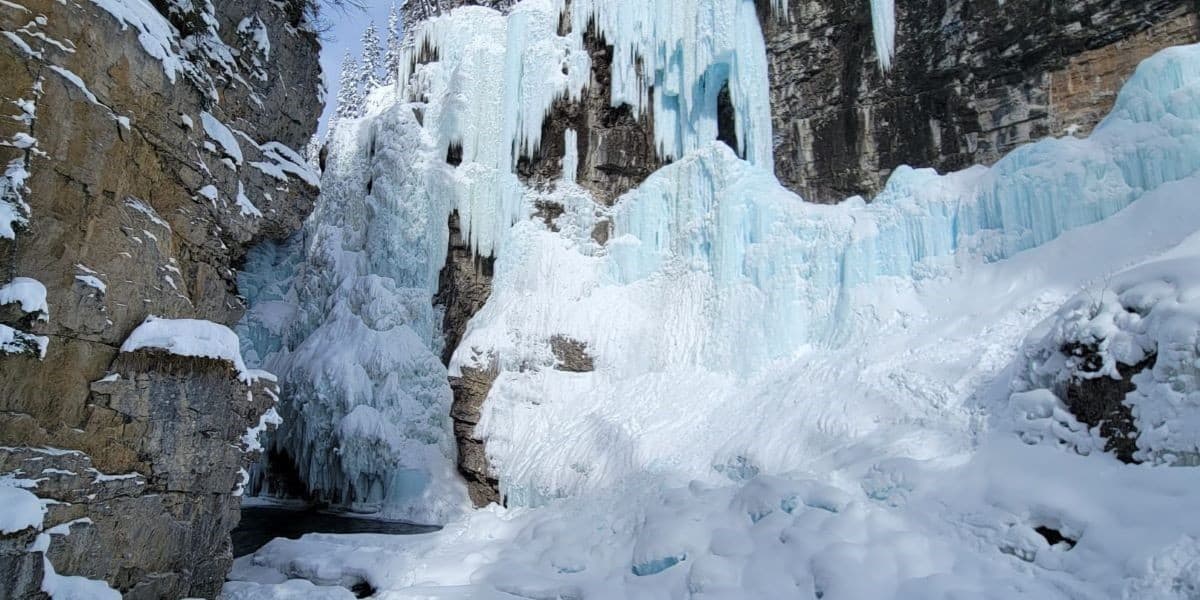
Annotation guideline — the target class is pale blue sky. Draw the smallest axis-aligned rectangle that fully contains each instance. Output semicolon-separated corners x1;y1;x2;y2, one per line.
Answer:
317;1;395;134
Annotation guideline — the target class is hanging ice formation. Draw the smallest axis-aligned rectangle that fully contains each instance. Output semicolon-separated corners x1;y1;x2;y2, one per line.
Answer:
237;0;1198;515
450;39;1200;503
394;0;785;258
236;0;789;518
870;0;897;70
237;102;468;523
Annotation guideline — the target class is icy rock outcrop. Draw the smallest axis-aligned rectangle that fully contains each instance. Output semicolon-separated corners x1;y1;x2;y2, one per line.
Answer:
0;0;321;596
763;0;1198;202
389;0;787;505
1009;235;1200;465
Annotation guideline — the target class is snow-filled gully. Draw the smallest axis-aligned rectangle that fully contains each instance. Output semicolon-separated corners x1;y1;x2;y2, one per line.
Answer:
228;0;1200;597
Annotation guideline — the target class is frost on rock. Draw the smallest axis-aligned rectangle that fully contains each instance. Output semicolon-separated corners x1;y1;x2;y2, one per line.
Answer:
237;103;467;523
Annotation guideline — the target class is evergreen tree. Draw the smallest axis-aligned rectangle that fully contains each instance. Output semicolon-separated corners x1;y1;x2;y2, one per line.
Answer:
334;51;362;122
359;21;383;91
383;2;402;85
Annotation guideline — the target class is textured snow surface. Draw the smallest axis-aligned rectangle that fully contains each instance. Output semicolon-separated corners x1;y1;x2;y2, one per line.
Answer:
120;316;251;380
1010;232;1200;464
0;276;48;320
232;6;1200;596
0;486;44;534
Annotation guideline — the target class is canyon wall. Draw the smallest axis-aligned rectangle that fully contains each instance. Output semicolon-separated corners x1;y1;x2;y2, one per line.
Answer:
0;0;321;597
763;0;1199;203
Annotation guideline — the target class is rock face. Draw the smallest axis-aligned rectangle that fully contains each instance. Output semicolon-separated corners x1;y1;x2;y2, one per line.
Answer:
437;212;500;506
762;0;1199;203
517;26;662;208
0;0;320;597
1059;343;1153;464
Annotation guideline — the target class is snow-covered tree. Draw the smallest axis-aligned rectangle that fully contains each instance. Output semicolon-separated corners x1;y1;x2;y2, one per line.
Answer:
359;21;383;90
383;2;402;85
334;51;362;122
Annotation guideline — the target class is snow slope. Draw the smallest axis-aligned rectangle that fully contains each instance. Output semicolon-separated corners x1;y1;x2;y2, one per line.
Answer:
229;0;1200;594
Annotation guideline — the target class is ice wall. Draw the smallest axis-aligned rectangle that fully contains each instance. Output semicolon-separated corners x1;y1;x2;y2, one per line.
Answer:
455;43;1200;503
237;102;467;523
398;0;780;258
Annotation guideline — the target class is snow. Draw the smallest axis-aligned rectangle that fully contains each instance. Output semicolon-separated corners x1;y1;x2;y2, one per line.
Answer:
0;276;48;320
86;468;141;483
120;316;252;381
1010;232;1200;464
251;142;320;187
47;66;129;129
223;579;355;599
233;6;1200;596
0;476;118;598
243;407;283;452
2;158;31;239
89;0;185;83
236;181;263;218
74;275;107;293
35;530;121;600
197;184;219;203
124;196;170;229
201;111;244;165
0;486;44;534
0;323;48;358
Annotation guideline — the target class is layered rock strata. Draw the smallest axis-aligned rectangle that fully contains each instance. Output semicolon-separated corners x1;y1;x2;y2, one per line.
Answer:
0;0;320;596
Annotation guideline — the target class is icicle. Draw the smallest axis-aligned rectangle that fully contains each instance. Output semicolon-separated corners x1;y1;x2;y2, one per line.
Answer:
869;0;897;71
563;128;579;183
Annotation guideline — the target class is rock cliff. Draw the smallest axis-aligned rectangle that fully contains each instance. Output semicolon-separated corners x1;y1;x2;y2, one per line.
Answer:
0;0;321;597
762;0;1199;203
